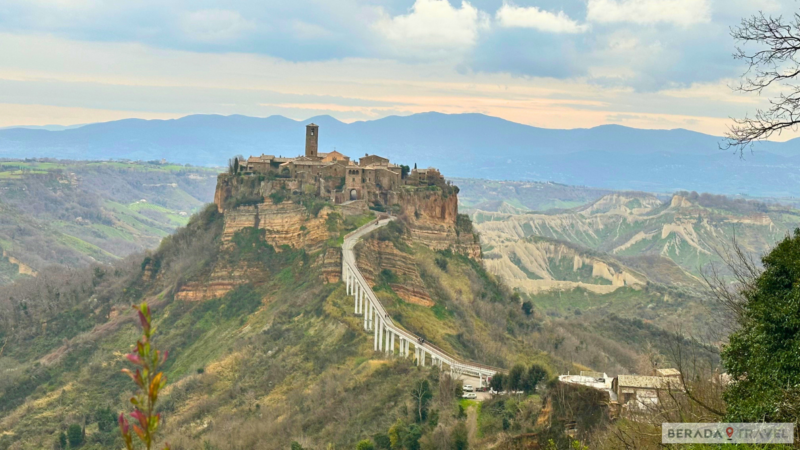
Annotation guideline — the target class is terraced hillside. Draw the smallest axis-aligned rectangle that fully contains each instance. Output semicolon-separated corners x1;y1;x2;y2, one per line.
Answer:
0;160;218;285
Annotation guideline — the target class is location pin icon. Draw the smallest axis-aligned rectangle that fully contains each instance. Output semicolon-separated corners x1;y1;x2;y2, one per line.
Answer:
726;427;734;439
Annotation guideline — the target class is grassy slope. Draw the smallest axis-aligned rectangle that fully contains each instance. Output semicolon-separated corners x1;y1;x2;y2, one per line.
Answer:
0;194;585;450
0;160;218;284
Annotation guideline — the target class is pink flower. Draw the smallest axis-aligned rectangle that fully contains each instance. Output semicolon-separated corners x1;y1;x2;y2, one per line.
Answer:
126;353;143;365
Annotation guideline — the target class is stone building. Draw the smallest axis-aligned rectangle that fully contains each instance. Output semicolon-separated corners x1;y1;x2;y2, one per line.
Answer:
237;123;439;206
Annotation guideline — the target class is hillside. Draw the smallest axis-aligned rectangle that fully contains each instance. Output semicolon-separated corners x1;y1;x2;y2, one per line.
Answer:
0;166;571;450
4;113;800;196
0;160;218;285
474;191;800;279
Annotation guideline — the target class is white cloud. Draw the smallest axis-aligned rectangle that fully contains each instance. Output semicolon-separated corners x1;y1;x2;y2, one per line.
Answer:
180;9;256;44
374;0;489;56
587;0;711;26
496;3;588;34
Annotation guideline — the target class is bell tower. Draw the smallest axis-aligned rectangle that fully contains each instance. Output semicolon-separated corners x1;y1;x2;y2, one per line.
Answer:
305;123;319;158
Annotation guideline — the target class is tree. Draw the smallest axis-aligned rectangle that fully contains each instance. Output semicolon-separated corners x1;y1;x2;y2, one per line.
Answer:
403;424;423;450
506;364;526;392
410;379;433;423
722;229;800;422
58;432;67;449
67;424;83;447
523;364;547;393
450;422;469;450
118;302;170;450
489;374;504;392
372;432;391;450
521;301;533;316
400;165;410;179
95;406;117;433
356;440;375;450
725;12;800;151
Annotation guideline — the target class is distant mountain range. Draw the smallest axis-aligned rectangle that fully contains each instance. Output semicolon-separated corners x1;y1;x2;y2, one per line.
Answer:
2;112;800;197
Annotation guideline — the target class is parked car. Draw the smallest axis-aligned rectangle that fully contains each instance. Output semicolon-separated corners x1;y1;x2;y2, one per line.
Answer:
461;392;477;399
463;384;474;392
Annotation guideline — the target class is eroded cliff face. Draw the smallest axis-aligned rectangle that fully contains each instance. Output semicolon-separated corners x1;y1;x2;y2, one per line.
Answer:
355;239;434;307
221;202;334;253
389;188;481;260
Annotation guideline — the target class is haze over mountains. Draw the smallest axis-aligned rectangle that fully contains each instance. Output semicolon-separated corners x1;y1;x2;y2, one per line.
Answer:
2;112;800;197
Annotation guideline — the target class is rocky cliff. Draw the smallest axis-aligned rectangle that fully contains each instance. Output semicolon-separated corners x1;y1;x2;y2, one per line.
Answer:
390;187;481;260
355;238;434;307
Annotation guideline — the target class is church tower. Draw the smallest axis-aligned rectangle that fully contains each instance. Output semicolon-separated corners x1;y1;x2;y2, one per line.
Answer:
305;123;319;158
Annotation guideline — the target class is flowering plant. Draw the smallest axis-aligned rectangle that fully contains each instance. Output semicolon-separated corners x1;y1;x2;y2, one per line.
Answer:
119;302;170;450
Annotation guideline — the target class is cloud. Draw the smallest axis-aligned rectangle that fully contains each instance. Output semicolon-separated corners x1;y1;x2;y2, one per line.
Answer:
496;3;588;34
587;0;711;26
179;9;256;44
374;0;489;57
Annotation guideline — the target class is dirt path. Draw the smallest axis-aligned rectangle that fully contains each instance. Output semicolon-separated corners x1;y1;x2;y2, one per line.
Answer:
467;402;479;446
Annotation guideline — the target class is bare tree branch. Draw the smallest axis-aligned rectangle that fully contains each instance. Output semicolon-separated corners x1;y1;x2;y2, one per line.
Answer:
725;12;800;153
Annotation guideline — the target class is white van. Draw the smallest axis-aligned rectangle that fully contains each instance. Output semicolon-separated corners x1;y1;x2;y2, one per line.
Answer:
463;384;474;392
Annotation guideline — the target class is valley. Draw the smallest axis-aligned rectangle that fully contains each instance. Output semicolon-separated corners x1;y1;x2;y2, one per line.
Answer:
0;160;218;285
0;155;797;449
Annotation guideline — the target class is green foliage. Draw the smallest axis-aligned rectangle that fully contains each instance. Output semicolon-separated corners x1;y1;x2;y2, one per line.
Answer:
723;228;800;422
506;364;525;391
455;214;473;236
400;165;410;179
523;364;547;393
434;256;448;271
402;425;423;450
95;406;117;432
291;442;304;450
372;432;391;449
450;422;469;450
356;440;375;450
58;432;67;449
269;190;287;204
490;373;504;392
521;301;533;316
67;424;83;447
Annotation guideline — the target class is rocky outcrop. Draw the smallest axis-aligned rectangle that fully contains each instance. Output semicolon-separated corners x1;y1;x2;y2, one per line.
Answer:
356;239;434;307
174;262;264;302
321;247;342;283
389;188;480;260
221;201;334;253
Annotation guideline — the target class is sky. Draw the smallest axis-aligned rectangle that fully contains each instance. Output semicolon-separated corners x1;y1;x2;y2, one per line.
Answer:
0;0;795;136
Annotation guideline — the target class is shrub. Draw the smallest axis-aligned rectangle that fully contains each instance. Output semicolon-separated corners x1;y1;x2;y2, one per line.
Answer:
67;424;83;447
372;432;390;449
356;440;375;450
269;190;287;204
521;301;533;316
451;422;468;450
118;302;170;450
434;256;448;271
95;406;117;432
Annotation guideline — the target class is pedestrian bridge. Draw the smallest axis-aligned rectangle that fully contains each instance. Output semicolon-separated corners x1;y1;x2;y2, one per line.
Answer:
342;217;499;383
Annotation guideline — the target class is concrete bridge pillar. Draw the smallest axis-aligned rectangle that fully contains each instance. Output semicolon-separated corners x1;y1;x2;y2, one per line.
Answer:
389;332;395;355
373;314;379;351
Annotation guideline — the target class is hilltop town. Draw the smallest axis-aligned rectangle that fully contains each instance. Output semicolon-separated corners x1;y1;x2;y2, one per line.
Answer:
231;123;448;206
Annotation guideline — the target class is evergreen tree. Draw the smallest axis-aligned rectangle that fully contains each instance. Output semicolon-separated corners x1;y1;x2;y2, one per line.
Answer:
450;422;469;450
67;424;83;447
723;229;800;422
